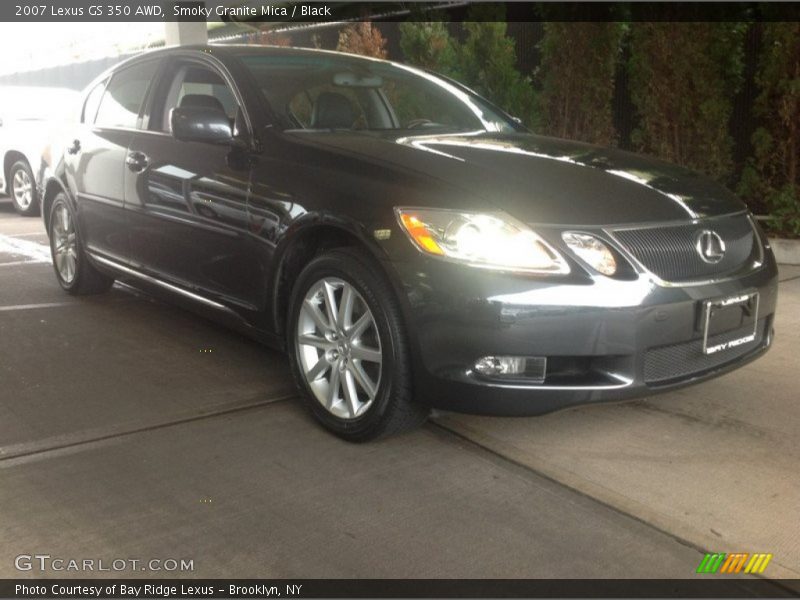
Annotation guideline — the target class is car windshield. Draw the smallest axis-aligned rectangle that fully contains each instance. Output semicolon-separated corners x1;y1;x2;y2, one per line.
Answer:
238;52;520;134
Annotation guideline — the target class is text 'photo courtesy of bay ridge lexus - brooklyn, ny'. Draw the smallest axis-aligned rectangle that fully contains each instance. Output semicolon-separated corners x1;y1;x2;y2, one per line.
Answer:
41;44;777;441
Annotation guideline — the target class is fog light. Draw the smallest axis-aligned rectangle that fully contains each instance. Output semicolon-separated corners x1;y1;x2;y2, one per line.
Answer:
474;356;546;382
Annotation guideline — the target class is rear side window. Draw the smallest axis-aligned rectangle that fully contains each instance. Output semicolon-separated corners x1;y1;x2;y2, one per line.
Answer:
82;80;106;124
95;61;158;129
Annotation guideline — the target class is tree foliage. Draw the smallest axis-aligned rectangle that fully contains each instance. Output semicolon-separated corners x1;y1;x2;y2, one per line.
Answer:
458;7;537;127
627;23;746;180
398;10;537;128
536;22;625;145
336;22;388;59
738;23;800;236
398;22;460;77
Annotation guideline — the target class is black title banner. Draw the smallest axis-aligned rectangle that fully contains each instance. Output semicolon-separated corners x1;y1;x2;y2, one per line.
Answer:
2;579;800;599
1;1;800;23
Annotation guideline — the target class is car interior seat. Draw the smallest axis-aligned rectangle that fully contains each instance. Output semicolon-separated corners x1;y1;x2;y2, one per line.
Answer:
310;92;356;129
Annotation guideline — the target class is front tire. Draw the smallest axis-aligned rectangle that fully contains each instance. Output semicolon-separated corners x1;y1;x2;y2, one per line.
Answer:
287;248;429;441
49;194;114;295
9;160;39;216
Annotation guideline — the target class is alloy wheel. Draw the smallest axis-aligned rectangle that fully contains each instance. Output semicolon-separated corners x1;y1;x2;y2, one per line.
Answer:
12;168;33;210
51;204;78;284
296;277;383;420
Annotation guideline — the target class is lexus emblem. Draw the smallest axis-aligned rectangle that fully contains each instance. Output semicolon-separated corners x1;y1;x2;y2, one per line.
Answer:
695;230;726;264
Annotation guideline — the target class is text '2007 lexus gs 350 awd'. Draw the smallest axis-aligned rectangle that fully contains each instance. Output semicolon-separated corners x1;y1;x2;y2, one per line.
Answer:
42;46;778;441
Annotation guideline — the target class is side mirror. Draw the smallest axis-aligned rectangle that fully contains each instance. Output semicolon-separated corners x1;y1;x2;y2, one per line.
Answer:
170;106;233;145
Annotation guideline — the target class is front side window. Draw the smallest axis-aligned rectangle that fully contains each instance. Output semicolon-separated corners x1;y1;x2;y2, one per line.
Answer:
95;60;158;129
156;64;239;133
239;53;519;134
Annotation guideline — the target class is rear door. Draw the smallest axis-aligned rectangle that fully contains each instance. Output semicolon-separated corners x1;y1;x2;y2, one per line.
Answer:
66;60;159;263
124;55;259;310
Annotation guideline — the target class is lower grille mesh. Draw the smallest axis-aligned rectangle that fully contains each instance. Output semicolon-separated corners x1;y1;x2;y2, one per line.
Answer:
644;320;767;385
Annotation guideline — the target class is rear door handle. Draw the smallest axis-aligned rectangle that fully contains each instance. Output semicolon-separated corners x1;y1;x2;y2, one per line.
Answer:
126;151;149;172
67;139;81;155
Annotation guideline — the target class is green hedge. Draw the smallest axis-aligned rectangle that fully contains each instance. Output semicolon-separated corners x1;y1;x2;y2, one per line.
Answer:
537;22;625;146
627;23;747;181
738;23;800;237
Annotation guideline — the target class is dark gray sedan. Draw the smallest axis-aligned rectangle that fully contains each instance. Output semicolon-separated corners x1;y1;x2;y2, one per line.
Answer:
42;46;777;440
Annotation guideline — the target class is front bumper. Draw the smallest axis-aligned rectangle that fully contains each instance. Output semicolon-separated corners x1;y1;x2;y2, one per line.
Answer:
389;246;779;416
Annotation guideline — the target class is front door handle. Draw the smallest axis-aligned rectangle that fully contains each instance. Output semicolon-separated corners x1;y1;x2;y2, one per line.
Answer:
67;139;81;155
126;151;149;172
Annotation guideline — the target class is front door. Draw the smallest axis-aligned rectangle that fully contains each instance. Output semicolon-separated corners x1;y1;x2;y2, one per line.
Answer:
124;58;259;310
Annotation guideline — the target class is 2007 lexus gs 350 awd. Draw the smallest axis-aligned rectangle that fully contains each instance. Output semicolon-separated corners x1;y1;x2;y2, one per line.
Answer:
43;46;778;440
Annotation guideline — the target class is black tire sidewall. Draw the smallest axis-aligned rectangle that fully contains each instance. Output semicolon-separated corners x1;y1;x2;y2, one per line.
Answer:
9;160;39;215
287;250;407;440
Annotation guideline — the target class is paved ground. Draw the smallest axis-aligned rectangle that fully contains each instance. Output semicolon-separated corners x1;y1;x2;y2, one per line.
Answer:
0;197;798;582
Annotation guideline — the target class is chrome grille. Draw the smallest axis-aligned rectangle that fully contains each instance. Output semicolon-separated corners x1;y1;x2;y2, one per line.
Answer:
611;214;755;283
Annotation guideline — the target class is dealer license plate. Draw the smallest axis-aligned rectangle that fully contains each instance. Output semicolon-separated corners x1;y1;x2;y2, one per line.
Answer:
701;292;759;355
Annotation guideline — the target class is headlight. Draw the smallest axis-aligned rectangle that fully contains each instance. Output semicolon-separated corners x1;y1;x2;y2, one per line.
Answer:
396;208;569;274
561;232;617;276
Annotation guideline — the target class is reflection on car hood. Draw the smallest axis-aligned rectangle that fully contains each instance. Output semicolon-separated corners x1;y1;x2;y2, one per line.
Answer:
292;130;747;226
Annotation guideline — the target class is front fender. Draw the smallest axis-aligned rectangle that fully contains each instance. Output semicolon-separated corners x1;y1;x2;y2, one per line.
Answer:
40;175;73;235
266;211;394;339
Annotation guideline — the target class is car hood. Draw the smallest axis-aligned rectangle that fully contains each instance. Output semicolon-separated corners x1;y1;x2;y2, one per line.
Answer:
290;130;747;227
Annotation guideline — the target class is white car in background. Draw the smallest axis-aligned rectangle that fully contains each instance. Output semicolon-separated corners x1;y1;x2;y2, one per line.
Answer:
0;86;79;216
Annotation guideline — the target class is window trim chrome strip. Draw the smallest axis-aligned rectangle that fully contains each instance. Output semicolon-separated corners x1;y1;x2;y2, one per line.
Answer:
88;252;234;313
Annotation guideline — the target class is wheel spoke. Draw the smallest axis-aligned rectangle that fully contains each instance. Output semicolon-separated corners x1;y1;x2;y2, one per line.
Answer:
348;312;371;340
298;334;332;349
342;370;360;417
322;281;339;329
327;367;340;409
349;360;377;399
337;285;354;330
59;207;69;233
303;299;331;334
306;356;330;381
351;344;382;363
66;253;76;281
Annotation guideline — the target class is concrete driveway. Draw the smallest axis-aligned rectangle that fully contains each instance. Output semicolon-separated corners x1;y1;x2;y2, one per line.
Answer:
0;198;798;583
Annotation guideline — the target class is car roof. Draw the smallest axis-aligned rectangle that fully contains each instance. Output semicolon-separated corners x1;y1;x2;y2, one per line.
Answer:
85;44;401;92
124;43;398;69
84;43;411;97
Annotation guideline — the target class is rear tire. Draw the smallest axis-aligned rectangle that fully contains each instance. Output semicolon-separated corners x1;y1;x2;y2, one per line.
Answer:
287;247;429;441
48;193;114;295
9;159;40;216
